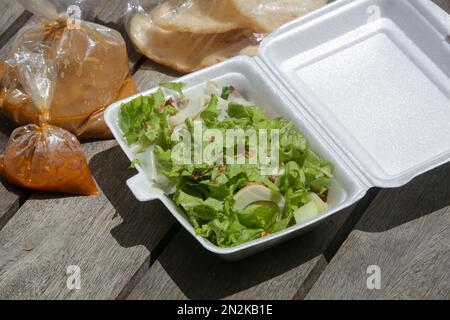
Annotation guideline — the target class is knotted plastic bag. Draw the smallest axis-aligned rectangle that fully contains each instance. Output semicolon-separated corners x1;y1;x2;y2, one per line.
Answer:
0;124;97;195
126;0;327;73
0;0;137;195
0;0;136;138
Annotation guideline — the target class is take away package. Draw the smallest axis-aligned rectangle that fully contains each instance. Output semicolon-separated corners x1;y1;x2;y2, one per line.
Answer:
126;0;328;73
0;0;137;195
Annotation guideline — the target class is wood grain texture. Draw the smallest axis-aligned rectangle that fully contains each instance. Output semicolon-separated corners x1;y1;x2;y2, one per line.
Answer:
0;1;29;229
433;0;450;12
0;1;26;44
306;163;450;300
126;206;355;300
0;140;172;299
0;122;22;230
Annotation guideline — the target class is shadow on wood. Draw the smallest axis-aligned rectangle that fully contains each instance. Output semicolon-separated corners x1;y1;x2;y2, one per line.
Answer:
305;163;450;300
151;214;347;300
0;117;17;150
89;145;175;252
354;162;450;233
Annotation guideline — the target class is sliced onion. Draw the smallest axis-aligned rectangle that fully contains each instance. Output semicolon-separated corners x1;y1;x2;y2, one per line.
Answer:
205;81;219;96
168;97;205;127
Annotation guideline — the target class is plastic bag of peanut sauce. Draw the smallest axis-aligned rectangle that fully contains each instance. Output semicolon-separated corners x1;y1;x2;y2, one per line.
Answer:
0;0;137;195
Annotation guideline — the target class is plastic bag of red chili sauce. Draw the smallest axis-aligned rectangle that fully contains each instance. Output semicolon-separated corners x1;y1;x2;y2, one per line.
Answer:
0;0;137;195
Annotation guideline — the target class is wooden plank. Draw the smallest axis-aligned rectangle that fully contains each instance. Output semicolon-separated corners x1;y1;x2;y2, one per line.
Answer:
433;0;450;12
0;1;24;34
306;163;450;300
0;140;174;299
0;1;27;47
126;203;358;300
0;1;29;229
0;122;22;230
0;178;23;232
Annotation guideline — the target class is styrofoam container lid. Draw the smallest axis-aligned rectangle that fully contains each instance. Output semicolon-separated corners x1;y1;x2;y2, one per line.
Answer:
258;0;450;188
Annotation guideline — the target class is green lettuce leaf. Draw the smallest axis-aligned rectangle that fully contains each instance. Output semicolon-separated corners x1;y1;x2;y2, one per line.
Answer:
200;95;220;126
237;201;280;229
120;83;335;248
221;86;233;100
160;82;186;96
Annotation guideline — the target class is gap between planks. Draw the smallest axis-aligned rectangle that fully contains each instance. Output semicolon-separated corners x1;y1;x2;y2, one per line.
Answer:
0;11;32;50
116;224;181;300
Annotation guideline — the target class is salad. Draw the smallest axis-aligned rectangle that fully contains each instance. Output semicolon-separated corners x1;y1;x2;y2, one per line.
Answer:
120;82;334;247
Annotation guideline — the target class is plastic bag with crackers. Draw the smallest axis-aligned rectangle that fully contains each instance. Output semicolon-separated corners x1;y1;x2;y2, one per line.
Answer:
0;0;137;195
126;0;328;73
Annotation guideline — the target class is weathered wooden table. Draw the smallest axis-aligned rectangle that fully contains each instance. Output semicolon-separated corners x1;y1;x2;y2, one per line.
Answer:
0;0;448;300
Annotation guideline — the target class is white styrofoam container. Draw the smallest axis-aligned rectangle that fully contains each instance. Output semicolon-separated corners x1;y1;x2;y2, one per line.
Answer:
105;0;450;260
